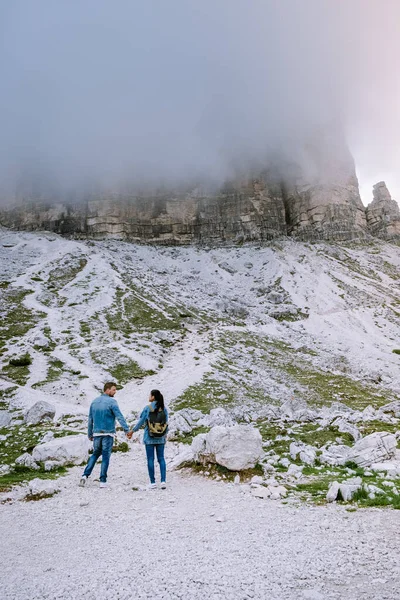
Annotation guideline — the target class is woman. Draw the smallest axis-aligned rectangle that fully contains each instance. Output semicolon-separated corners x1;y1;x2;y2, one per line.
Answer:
131;389;168;490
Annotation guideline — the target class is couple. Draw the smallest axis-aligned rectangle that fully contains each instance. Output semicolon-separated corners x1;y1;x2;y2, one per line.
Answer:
79;382;168;490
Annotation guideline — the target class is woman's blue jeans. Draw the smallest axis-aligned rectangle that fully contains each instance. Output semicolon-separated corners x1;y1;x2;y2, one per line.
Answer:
145;443;166;484
83;435;114;482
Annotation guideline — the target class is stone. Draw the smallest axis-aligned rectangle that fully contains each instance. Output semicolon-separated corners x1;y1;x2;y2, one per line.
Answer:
168;445;194;470
331;417;361;441
279;458;290;468
251;485;271;499
287;464;303;477
28;478;60;498
320;444;350;466
250;475;264;485
191;433;208;462
299;447;316;466
32;434;90;466
0;464;11;475
346;432;397;467
15;452;40;470
203;425;263;471
40;431;55;444
199;408;235;428
0;410;11;428
25;401;56;425
327;478;362;502
326;481;341;503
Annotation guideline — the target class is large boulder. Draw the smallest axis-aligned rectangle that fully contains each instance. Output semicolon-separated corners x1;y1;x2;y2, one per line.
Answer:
25;401;56;425
203;425;263;471
32;434;90;466
346;432;397;467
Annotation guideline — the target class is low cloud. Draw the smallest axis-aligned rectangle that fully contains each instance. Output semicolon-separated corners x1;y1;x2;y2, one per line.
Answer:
0;1;399;204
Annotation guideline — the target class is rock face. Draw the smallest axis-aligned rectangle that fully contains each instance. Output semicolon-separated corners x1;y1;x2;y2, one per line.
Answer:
346;431;397;467
282;132;367;241
32;434;90;466
0;135;375;243
25;401;56;425
366;182;400;239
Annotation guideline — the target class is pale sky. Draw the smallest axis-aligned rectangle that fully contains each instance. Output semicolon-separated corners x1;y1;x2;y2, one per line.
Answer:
0;1;399;206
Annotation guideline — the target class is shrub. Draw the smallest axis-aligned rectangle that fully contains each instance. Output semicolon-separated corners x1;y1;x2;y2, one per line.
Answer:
9;353;32;367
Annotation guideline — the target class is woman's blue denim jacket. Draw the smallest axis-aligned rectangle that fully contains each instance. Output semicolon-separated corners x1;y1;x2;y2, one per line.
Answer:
88;394;130;437
132;402;168;445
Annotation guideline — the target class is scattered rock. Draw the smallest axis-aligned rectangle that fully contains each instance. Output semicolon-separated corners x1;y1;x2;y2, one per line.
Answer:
326;477;362;502
32;434;90;466
27;478;60;498
0;410;11;428
15;452;40;470
25;401;56;425
319;444;351;466
40;431;55;444
346;432;397;467
331;417;361;441
251;485;270;499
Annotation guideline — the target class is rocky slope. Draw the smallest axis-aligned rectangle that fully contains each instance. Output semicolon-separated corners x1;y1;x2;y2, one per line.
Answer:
1;226;400;501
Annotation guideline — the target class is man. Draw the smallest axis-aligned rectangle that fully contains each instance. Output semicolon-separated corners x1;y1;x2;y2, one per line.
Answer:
79;382;131;488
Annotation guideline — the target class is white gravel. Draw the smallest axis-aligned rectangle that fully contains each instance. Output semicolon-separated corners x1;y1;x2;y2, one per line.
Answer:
1;446;400;600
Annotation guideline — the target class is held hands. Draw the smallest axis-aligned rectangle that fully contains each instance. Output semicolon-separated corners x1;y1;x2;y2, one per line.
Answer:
126;431;133;440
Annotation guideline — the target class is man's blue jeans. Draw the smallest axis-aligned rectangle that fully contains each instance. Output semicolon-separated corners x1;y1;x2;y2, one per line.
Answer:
83;436;114;482
145;443;166;484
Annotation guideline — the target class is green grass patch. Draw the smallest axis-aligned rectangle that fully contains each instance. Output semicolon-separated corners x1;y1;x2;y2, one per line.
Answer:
0;465;69;493
0;287;45;351
392;349;400;355
173;377;236;413
9;353;32;367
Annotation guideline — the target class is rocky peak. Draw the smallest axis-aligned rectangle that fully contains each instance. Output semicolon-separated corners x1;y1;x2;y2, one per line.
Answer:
366;182;400;239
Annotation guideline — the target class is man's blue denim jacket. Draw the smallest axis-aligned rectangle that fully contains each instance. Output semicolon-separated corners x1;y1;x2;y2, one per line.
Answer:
87;394;130;437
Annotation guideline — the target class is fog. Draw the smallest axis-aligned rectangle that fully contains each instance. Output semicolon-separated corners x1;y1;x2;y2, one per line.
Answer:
0;1;399;204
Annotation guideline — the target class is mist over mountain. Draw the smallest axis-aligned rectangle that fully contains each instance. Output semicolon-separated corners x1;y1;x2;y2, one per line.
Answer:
0;1;399;203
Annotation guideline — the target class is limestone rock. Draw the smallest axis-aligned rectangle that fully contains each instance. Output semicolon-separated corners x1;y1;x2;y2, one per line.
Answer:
168;445;194;470
320;444;350;466
326;478;362;502
15;452;40;470
28;478;60;498
199;407;235;428
346;432;397;467
25;401;56;425
331;417;361;441
202;425;263;471
0;410;11;428
251;484;271;499
32;434;90;466
366;182;400;239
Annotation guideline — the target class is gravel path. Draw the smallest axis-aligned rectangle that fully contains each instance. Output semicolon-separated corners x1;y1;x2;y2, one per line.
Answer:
1;446;400;600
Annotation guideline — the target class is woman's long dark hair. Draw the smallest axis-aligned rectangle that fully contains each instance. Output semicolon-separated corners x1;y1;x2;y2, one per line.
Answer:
151;389;164;411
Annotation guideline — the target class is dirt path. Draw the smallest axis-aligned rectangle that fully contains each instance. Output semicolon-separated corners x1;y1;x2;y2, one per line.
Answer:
1;445;400;600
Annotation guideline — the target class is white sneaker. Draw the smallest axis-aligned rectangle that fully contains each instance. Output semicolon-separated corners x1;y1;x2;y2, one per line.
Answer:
160;481;167;489
79;476;87;487
99;482;108;488
148;483;157;490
